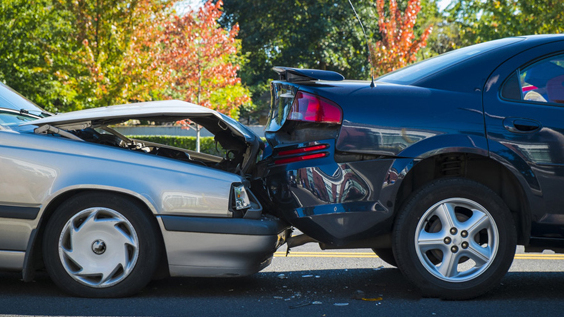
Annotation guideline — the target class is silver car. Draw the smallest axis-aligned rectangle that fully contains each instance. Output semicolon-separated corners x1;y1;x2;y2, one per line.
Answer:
0;83;289;297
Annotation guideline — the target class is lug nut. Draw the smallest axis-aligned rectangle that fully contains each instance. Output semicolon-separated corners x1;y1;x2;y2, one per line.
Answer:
462;242;469;249
451;246;459;253
461;230;468;238
444;237;452;244
450;227;458;235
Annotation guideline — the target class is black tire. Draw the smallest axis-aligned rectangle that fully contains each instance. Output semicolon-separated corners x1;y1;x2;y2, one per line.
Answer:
372;248;397;267
43;192;161;297
392;178;516;300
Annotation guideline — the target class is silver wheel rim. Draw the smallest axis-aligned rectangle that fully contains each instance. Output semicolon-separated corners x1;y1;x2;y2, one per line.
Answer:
58;207;139;288
415;198;499;283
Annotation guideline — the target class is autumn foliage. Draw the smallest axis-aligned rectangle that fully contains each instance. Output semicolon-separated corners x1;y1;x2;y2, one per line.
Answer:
55;0;173;110
160;1;250;118
370;0;432;77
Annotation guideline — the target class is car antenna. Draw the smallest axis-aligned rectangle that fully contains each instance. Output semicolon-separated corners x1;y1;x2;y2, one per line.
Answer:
347;0;375;88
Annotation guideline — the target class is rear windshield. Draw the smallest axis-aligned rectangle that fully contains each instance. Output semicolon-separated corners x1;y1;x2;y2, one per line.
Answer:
377;37;525;85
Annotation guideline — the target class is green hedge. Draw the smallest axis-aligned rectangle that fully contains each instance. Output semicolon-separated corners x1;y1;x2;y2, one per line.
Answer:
127;135;225;156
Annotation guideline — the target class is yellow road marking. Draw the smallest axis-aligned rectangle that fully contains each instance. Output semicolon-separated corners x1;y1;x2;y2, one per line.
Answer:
273;251;564;260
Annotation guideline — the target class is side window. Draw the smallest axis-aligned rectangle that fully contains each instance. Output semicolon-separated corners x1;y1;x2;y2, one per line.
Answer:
501;53;564;105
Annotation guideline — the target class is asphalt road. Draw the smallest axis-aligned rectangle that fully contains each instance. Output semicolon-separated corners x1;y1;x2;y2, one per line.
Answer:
1;244;564;317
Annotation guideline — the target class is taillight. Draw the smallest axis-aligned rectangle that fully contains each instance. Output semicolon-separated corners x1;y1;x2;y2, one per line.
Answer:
288;91;342;124
274;144;329;165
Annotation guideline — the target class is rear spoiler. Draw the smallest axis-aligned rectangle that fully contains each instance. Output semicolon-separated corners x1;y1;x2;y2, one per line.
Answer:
273;67;345;83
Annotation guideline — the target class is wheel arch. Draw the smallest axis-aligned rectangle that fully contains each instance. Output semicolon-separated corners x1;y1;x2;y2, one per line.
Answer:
393;152;532;245
23;187;169;282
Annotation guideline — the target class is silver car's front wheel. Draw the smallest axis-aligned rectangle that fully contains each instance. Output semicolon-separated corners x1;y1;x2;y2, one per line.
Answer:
44;192;161;298
58;207;139;288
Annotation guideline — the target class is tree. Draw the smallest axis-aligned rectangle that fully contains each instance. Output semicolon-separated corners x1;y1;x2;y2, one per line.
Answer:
161;0;250;119
0;0;77;112
369;0;433;77
160;0;251;151
447;0;564;46
54;0;174;111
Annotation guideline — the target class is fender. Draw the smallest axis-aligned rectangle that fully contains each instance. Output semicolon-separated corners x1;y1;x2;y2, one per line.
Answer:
379;133;539;211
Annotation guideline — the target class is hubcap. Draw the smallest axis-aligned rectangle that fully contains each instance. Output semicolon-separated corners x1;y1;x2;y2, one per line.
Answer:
414;198;499;283
58;208;139;288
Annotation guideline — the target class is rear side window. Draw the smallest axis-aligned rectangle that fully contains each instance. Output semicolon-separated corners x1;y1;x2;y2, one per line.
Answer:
501;53;564;105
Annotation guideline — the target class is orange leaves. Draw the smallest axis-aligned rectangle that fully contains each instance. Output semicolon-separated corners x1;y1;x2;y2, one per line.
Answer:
159;0;250;118
370;0;432;77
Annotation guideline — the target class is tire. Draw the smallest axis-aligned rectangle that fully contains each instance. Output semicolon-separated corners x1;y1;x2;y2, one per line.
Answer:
43;192;161;297
372;248;397;267
392;178;516;300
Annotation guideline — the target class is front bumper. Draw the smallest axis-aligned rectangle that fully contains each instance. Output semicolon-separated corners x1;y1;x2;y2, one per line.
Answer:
157;215;290;277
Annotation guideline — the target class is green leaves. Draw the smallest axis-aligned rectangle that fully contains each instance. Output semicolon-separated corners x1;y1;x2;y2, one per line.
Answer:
447;0;564;46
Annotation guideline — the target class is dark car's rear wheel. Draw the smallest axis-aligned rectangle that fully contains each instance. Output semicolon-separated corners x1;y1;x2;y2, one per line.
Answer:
372;248;397;267
43;192;161;297
392;178;516;299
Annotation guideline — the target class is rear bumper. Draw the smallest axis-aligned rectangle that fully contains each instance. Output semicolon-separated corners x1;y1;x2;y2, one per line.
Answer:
157;215;290;277
264;154;399;246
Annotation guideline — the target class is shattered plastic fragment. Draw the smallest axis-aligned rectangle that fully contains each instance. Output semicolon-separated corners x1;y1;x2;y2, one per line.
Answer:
302;274;313;278
277;273;288;279
312;301;322;305
315;275;321;278
361;297;383;302
373;265;384;271
334;303;349;306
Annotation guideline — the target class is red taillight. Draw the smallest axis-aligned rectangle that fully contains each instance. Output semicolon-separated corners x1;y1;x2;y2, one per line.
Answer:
278;144;329;156
288;91;342;124
275;153;328;165
274;144;329;165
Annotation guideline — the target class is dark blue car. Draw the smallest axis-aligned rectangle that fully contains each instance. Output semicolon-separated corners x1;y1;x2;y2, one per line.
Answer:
258;35;564;299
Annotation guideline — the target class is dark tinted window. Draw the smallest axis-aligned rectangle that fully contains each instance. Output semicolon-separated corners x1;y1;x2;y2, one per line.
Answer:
501;53;564;105
501;72;521;100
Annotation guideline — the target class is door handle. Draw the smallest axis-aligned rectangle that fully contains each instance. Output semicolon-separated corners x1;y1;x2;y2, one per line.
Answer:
503;118;541;133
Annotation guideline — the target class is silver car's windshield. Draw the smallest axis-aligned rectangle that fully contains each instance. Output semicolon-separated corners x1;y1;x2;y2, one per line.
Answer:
0;109;39;132
0;83;50;118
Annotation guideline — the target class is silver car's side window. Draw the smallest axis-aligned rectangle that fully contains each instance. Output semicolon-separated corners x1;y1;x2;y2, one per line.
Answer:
502;54;564;105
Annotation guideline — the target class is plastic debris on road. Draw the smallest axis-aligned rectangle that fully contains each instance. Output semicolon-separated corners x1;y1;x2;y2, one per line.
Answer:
302;274;313;278
277;273;288;279
361;297;383;302
334;303;349;306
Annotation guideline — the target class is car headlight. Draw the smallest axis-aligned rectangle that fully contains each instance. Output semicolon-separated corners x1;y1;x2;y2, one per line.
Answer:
232;183;251;210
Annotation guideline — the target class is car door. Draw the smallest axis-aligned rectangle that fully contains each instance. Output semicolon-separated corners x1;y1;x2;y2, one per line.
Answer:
483;40;564;239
